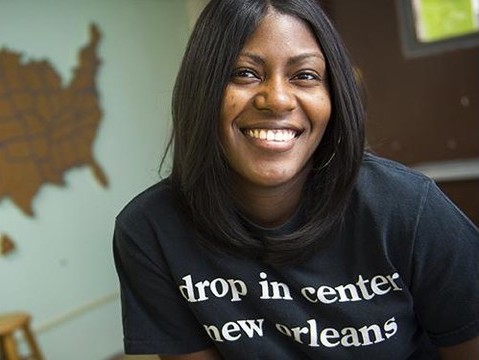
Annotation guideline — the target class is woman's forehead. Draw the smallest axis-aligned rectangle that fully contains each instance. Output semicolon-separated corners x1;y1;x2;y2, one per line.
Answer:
238;11;325;62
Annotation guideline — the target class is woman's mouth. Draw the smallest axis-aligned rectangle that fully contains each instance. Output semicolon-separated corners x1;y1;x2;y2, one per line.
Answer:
242;128;300;142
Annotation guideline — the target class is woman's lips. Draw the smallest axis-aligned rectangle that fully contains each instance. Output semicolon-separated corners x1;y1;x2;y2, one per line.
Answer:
243;128;298;141
241;128;301;151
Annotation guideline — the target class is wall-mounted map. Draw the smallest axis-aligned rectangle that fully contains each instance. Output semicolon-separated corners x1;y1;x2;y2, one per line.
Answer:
0;24;107;254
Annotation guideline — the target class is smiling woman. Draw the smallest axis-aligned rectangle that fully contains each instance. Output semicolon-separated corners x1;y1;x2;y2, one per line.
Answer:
167;0;363;264
113;0;479;359
219;11;332;225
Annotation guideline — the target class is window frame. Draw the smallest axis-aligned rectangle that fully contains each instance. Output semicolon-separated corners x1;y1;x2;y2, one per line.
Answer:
396;0;479;58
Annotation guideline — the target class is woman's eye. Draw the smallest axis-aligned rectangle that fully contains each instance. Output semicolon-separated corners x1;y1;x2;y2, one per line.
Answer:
293;72;321;82
231;69;258;81
237;70;255;77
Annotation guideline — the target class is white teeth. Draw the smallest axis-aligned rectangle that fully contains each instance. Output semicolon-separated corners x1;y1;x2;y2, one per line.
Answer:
245;129;296;142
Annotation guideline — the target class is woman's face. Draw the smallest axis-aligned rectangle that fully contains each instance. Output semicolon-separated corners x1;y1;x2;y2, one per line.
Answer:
219;11;331;191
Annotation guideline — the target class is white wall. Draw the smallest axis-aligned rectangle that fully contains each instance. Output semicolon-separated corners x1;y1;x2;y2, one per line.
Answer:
0;1;190;359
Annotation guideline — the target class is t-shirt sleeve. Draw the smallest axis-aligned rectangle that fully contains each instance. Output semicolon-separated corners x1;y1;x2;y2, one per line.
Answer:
410;181;479;347
113;217;212;355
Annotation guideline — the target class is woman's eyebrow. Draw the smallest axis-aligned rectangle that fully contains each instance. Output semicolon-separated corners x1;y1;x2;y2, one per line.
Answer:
239;52;265;65
238;52;325;66
286;53;325;66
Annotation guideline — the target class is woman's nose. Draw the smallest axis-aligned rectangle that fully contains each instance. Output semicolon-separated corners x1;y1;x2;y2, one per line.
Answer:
253;77;296;114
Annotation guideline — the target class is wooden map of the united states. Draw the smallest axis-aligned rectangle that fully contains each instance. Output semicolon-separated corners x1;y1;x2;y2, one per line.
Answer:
0;24;107;253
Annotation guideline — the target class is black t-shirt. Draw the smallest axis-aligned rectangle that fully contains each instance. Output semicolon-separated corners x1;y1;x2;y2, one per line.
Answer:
113;154;479;359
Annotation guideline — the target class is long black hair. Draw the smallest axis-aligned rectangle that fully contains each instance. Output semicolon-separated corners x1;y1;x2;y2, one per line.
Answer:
163;0;365;265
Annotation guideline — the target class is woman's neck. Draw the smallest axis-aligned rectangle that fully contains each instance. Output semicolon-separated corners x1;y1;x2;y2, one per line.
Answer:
233;170;310;228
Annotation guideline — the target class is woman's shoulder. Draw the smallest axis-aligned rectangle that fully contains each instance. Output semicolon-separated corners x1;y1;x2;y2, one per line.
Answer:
116;178;178;227
358;153;433;194
354;153;434;214
360;153;430;184
351;153;478;235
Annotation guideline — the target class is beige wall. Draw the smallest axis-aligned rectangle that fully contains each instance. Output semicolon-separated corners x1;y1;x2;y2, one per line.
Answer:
185;0;209;29
0;1;191;359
